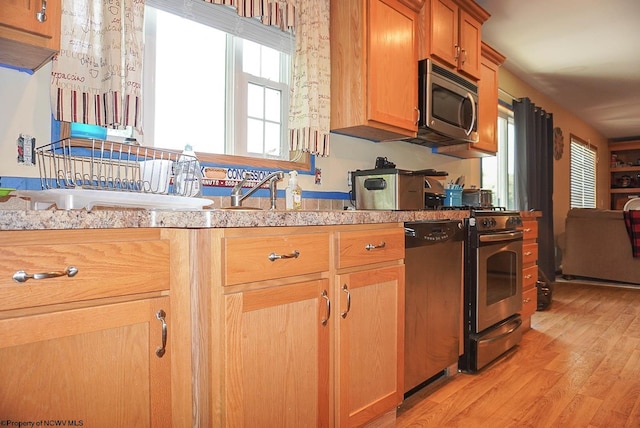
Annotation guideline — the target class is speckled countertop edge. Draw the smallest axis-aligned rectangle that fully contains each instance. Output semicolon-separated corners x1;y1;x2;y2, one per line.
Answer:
0;207;470;231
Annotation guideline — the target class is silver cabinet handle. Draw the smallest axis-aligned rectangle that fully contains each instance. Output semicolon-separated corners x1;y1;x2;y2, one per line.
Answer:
155;309;167;358
365;241;385;251
525;274;533;279
341;284;351;318
461;48;467;65
321;290;330;326
454;44;460;61
268;250;300;262
524;251;533;256
414;106;420;126
36;0;47;23
13;266;78;283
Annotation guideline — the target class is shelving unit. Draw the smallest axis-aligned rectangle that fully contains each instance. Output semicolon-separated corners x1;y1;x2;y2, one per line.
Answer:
609;140;640;210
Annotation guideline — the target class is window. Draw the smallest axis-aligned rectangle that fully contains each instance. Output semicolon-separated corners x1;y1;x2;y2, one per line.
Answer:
570;136;597;208
142;2;293;160
481;105;516;209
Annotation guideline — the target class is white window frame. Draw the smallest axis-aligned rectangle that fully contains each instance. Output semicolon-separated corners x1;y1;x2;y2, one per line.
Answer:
570;135;597;208
482;104;515;209
143;0;294;160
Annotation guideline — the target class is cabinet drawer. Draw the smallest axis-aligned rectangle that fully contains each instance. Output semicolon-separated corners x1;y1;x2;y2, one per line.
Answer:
337;228;405;269
223;233;330;285
522;286;537;319
520;220;538;241
523;264;538;290
0;239;170;311
523;243;538;266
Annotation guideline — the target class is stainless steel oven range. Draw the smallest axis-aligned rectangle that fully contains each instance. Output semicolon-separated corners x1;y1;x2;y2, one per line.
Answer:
459;209;524;372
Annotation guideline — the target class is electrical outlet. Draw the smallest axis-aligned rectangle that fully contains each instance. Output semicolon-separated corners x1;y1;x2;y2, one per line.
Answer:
17;134;35;165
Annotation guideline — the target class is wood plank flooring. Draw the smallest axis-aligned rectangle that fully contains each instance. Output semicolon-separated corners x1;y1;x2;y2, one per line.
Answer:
396;281;640;427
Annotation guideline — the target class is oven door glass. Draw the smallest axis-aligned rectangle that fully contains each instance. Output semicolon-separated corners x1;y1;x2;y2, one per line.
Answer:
476;239;522;332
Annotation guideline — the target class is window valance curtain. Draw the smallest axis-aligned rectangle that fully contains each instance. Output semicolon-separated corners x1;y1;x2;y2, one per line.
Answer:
50;0;144;130
203;0;295;32
50;0;331;157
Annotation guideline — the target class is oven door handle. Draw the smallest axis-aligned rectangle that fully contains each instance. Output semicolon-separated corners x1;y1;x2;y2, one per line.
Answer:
477;317;523;345
478;230;523;243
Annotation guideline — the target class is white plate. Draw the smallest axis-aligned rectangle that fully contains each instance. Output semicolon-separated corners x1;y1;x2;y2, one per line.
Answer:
17;189;213;211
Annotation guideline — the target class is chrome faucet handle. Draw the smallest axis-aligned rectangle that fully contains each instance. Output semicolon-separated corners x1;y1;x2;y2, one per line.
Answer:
230;172;250;206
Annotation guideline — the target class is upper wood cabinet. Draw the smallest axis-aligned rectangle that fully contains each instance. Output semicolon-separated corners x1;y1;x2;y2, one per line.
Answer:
435;42;505;159
331;0;418;142
0;0;61;71
424;0;489;80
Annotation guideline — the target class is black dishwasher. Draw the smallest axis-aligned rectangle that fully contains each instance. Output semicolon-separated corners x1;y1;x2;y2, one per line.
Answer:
404;220;464;396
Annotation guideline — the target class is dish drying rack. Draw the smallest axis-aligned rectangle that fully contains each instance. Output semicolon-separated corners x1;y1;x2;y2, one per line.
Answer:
18;138;212;211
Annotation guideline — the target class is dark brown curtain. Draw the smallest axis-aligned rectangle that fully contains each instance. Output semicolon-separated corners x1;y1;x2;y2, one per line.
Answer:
514;97;555;282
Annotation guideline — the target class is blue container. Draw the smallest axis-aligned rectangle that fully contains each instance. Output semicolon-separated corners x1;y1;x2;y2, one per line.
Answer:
444;188;463;206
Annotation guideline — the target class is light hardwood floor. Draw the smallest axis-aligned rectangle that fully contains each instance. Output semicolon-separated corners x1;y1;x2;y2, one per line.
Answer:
396;281;640;427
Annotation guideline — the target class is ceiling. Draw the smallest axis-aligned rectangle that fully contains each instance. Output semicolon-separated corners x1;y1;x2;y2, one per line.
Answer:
476;0;640;140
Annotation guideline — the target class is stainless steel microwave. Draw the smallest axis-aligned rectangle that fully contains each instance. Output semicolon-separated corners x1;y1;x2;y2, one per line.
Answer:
410;59;479;146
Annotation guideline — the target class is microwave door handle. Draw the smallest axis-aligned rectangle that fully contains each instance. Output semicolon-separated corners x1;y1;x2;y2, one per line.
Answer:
464;92;476;137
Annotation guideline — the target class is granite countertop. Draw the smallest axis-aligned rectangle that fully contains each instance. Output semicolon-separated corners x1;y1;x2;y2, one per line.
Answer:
0;202;469;231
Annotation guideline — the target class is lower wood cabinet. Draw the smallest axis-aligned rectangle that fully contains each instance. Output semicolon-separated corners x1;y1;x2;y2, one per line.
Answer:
336;264;404;427
0;297;171;425
223;279;331;427
0;228;189;426
520;214;540;329
198;224;405;427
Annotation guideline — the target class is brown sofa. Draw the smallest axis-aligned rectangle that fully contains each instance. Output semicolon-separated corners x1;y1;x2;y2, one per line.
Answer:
561;208;640;284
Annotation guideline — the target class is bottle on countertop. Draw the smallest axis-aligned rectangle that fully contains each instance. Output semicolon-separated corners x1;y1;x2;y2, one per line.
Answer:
175;144;203;197
285;170;302;210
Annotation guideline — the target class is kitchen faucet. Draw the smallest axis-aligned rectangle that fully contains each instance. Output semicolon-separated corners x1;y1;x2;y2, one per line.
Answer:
230;171;285;209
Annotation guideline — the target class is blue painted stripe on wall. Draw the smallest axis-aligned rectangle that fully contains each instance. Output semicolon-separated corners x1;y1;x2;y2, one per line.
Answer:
0;175;351;200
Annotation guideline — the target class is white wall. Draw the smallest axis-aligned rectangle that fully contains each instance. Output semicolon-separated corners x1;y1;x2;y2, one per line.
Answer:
0;63;480;193
313;134;480;192
0;63;52;180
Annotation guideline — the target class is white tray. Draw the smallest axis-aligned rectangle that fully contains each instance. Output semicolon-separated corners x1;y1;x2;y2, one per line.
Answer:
17;189;213;211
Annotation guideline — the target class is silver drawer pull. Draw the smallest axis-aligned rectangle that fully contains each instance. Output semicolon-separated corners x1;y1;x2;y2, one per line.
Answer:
524;251;533;256
341;284;351;318
36;0;47;22
525;274;533;279
13;266;78;283
268;250;300;262
321;290;330;326
155;309;167;358
365;241;386;251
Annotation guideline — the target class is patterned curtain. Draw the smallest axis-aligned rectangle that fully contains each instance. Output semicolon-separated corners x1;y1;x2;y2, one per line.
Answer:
288;0;331;157
203;0;296;31
207;0;331;157
50;0;145;130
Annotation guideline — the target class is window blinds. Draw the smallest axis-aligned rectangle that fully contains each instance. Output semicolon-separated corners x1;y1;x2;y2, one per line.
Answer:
570;139;597;208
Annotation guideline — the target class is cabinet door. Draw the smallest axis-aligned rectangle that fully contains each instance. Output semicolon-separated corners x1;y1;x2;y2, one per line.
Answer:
337;265;404;427
0;0;59;40
475;55;499;153
0;297;171;426
224;279;331;427
457;9;481;79
368;0;418;133
430;0;459;69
